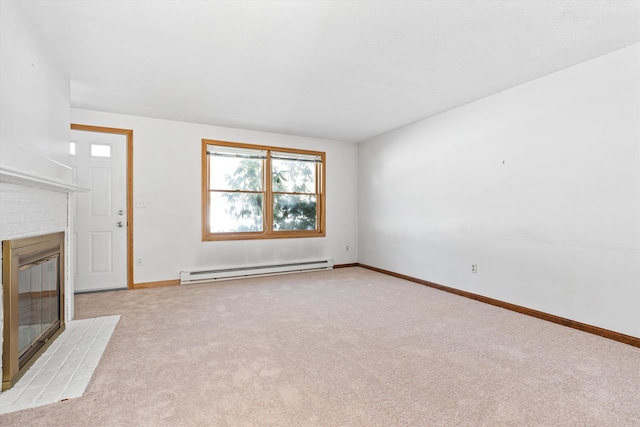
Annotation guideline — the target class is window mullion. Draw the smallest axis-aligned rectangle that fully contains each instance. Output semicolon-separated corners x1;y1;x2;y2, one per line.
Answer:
265;151;272;234
273;191;313;196
209;189;264;194
318;161;324;232
203;151;211;239
315;162;320;228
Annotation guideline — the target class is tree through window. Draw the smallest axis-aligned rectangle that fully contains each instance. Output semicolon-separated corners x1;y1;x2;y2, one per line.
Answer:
202;140;325;241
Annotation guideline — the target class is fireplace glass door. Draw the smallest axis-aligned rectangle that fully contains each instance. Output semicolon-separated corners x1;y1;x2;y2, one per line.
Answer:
18;255;59;364
3;232;65;390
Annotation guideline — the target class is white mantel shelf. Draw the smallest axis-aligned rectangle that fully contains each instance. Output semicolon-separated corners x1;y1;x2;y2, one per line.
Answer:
0;166;89;193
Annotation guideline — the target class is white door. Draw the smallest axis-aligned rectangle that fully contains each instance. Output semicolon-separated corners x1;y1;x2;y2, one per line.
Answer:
71;130;128;292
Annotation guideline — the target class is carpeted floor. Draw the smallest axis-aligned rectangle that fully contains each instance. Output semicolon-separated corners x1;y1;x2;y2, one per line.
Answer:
1;267;639;426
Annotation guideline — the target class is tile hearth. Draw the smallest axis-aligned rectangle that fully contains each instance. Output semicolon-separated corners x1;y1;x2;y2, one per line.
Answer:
0;315;119;414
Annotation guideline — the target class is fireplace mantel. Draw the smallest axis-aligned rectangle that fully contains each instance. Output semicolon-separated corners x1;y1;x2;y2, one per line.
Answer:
0;166;89;194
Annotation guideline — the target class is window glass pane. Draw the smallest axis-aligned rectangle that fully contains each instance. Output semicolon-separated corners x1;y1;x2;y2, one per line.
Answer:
273;194;317;231
272;159;316;193
210;157;263;191
210;192;263;233
90;144;111;158
70;142;76;155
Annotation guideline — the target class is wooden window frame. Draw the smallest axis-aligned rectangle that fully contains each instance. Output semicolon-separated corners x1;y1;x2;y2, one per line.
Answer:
202;139;326;241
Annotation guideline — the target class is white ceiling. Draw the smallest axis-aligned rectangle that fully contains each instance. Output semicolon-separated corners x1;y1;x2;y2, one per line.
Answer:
17;0;640;143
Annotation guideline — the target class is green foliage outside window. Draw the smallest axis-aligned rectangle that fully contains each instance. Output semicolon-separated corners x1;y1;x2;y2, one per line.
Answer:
220;158;317;231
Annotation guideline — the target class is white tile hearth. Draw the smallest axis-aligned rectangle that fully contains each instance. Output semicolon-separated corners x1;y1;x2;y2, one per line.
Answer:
0;315;120;414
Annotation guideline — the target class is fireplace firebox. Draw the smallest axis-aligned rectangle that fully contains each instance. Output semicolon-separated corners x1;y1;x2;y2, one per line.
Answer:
2;232;65;390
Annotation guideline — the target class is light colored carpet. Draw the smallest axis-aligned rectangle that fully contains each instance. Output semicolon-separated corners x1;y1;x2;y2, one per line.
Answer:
1;267;638;426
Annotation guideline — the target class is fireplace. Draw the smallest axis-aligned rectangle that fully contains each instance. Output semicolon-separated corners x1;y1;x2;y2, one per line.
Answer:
2;232;65;390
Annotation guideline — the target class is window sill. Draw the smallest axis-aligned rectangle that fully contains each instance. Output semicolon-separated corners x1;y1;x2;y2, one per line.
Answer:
203;230;325;241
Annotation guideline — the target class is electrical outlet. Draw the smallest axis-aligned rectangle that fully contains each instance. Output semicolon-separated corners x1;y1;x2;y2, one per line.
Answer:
346;245;349;252
471;264;477;274
136;258;143;266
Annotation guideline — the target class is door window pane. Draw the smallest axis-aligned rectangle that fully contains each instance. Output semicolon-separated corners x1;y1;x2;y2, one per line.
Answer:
90;144;111;158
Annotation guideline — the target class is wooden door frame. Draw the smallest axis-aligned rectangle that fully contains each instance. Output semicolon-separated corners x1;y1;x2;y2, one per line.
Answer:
70;124;134;290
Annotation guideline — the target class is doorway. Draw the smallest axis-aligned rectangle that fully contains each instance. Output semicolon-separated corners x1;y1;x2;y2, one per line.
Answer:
70;124;133;292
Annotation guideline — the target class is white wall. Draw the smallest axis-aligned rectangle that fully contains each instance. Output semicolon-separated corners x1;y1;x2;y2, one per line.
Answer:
358;44;640;338
71;109;359;284
0;0;71;183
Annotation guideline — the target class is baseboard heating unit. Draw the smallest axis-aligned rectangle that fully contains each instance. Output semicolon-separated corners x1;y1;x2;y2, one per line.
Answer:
180;259;334;284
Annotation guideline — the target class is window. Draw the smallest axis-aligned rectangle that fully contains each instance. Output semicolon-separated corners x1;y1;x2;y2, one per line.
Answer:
202;140;325;241
90;143;111;158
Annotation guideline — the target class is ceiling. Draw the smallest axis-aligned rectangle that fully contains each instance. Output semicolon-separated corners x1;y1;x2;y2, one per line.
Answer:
17;0;640;143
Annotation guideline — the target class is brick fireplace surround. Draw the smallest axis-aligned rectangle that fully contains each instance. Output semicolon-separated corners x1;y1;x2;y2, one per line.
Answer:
0;181;72;395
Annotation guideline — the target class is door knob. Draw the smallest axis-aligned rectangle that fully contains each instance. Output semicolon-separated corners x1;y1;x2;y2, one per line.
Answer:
116;221;124;228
